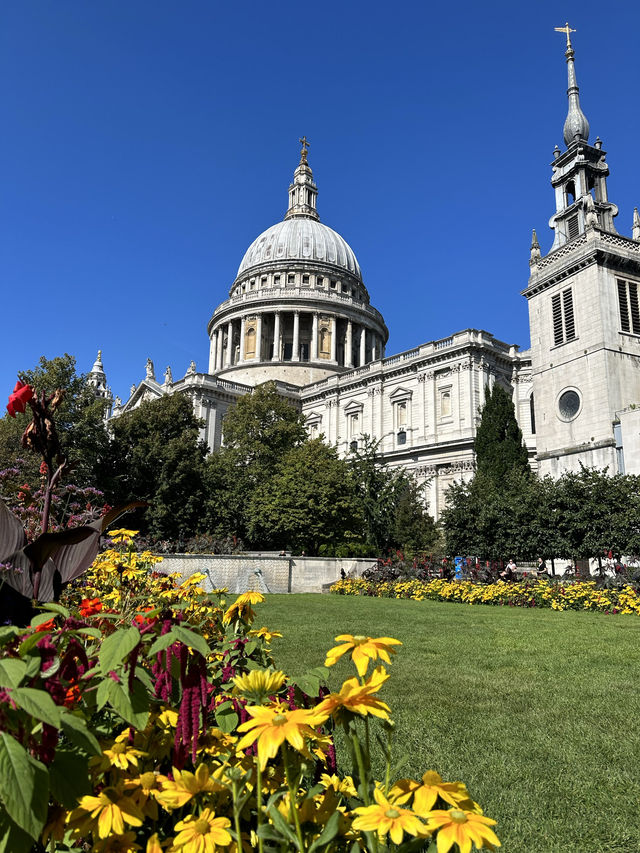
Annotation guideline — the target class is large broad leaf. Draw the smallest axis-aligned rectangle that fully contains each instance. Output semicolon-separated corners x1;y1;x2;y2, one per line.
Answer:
0;811;34;853
170;625;211;659
0;551;34;598
48;748;92;808
51;529;101;584
11;687;61;728
214;701;239;734
24;527;95;572
99;626;141;675
103;678;149;728
60;711;101;756
0;499;26;560
0;659;27;688
0;732;48;841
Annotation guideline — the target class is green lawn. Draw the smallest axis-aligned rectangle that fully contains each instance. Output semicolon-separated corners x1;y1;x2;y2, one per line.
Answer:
260;594;640;853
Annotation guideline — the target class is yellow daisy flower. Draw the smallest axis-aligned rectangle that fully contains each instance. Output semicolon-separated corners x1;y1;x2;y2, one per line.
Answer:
352;787;427;845
222;592;264;626
325;634;402;676
99;832;142;852
108;529;139;544
320;773;358;797
232;668;286;703
68;787;144;839
425;807;501;853
314;666;391;720
155;764;222;810
171;808;232;852
248;626;283;643
236;703;324;770
102;740;147;771
392;770;471;813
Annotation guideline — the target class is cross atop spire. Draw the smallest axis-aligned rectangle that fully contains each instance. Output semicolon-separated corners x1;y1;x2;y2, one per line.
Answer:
299;136;310;164
554;22;576;49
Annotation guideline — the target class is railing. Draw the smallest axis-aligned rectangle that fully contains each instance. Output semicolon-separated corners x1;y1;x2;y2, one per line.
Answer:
211;287;386;325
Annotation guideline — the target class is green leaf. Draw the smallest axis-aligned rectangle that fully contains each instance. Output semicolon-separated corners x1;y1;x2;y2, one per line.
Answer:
244;639;258;656
76;627;102;640
214;701;239;734
134;666;154;693
30;612;57;630
60;711;102;756
96;677;111;711
308;809;340;853
147;632;177;657
171;625;210;658
41;602;70;618
11;687;61;728
266;801;301;849
0;659;27;688
293;665;330;697
0;811;34;853
0;732;48;840
99;626;141;674
49;748;92;808
24;653;42;680
105;678;149;728
18;632;43;656
0;626;22;644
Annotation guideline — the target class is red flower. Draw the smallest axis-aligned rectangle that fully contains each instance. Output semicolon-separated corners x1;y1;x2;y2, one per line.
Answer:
63;685;81;708
35;618;57;633
6;380;34;417
79;597;102;618
134;606;156;626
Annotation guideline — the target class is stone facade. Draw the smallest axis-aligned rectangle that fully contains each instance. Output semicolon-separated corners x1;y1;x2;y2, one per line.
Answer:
105;40;640;510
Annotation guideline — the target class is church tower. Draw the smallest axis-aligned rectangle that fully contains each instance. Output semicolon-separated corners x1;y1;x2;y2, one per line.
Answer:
525;26;640;476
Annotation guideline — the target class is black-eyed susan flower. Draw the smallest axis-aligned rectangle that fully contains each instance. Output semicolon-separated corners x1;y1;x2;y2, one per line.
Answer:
352;787;427;845
171;808;232;852
222;591;264;626
108;528;139;544
325;634;402;676
155;764;222;811
314;666;391;720
232;668;286;703
248;626;283;644
392;770;472;813
236;702;324;769
425;807;500;852
68;787;144;839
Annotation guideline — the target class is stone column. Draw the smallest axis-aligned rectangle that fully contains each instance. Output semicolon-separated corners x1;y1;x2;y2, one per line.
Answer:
256;314;263;361
360;326;366;366
225;321;233;367
345;320;353;367
239;317;246;362
272;312;281;361
216;329;224;370
292;311;300;362
208;334;216;373
330;317;337;362
311;312;319;360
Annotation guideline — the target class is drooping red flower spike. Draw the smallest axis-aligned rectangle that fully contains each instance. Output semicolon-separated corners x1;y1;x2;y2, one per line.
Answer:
6;381;34;417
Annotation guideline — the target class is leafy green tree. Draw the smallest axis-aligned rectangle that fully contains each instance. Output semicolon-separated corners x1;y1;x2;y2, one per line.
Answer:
0;354;110;488
202;383;307;541
108;394;207;539
393;480;440;554
474;383;530;482
248;439;362;554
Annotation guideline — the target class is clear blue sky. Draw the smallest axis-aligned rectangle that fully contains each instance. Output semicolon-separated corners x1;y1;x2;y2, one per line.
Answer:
2;1;639;401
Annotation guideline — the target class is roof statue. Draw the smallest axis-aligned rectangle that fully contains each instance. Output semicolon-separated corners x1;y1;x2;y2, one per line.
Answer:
145;358;155;380
164;365;173;384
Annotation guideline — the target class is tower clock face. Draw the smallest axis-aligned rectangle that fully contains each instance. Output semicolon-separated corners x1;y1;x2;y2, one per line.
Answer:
558;389;581;421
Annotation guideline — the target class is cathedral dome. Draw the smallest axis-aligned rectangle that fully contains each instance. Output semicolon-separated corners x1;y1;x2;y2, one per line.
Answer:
237;217;362;280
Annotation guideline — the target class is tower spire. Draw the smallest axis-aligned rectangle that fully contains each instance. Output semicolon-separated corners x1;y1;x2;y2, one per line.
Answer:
285;137;319;220
555;23;590;147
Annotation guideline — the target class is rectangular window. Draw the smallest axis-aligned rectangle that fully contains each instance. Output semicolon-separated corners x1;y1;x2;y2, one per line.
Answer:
302;274;310;284
551;288;577;345
617;278;640;334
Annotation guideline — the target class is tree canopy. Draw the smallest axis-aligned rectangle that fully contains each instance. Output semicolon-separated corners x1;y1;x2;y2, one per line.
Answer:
474;383;530;482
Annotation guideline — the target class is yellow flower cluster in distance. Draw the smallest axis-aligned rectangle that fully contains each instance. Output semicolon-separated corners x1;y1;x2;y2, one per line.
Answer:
330;576;640;615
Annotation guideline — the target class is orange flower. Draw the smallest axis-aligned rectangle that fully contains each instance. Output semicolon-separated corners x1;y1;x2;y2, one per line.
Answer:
64;685;81;709
35;618;56;633
80;597;103;617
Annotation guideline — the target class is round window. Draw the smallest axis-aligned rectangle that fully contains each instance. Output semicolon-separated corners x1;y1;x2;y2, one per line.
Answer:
558;389;581;421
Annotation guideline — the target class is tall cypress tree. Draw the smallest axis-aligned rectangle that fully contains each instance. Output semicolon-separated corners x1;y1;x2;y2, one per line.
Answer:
474;384;530;481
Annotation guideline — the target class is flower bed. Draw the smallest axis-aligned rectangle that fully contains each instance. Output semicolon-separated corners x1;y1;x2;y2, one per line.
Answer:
330;576;640;614
0;532;501;852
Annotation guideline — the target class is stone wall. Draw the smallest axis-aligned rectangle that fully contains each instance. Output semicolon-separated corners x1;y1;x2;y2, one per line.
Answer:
155;554;376;594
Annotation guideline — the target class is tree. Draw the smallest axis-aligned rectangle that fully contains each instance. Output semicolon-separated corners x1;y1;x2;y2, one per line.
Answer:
474;383;530;482
202;383;307;541
393;480;440;554
108;394;207;539
0;354;111;489
248;440;361;554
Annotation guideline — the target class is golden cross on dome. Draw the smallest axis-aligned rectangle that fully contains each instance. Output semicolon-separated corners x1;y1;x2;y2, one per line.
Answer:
554;22;576;48
299;136;310;162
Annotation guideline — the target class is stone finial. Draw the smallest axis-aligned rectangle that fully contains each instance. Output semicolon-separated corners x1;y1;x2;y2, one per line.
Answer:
633;208;640;241
553;145;561;160
584;193;598;229
145;358;155;380
555;25;590;147
529;229;541;265
164;365;173;385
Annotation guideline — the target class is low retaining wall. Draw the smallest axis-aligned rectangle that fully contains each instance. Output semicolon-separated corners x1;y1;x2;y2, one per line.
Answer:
155;554;376;594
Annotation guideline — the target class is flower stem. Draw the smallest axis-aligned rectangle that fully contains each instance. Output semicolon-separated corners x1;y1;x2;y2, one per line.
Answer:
282;745;305;851
255;757;265;853
231;779;243;852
